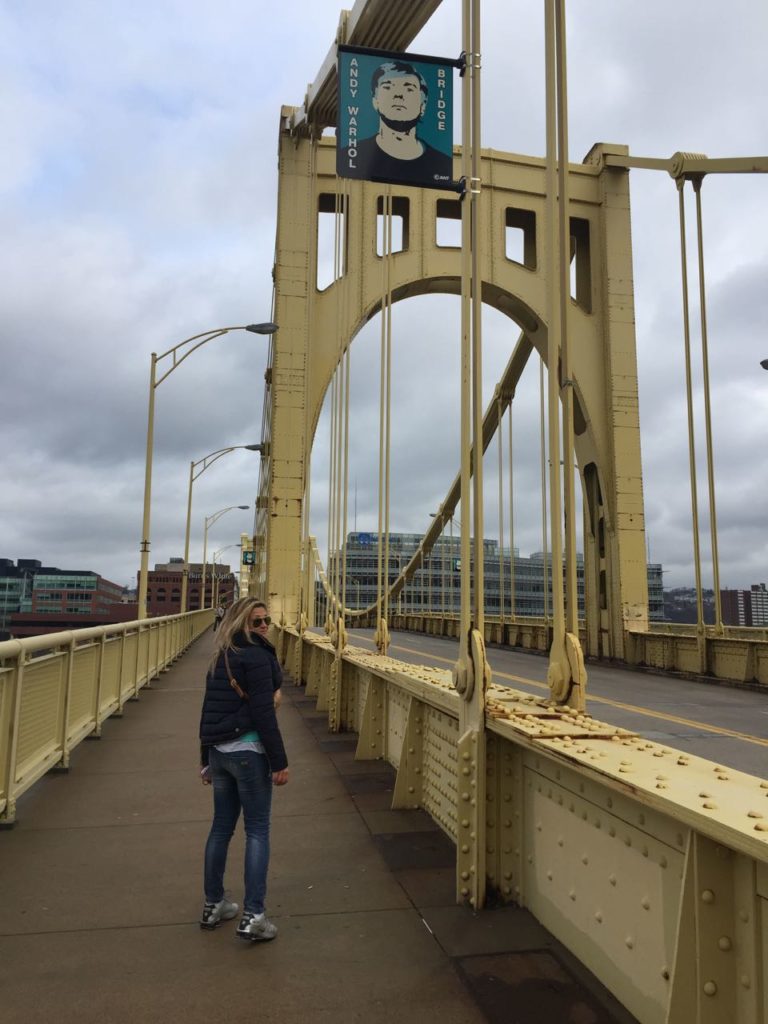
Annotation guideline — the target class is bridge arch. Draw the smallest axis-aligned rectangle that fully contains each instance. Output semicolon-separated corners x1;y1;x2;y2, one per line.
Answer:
267;130;647;657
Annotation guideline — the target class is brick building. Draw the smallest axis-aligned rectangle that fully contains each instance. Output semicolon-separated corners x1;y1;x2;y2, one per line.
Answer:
148;559;236;615
1;558;130;639
721;583;768;627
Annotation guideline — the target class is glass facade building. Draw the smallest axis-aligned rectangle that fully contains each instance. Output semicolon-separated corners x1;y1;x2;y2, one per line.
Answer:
322;532;665;622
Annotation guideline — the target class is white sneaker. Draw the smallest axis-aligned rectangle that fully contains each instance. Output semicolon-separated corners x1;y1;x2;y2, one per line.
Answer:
236;911;278;942
200;897;239;930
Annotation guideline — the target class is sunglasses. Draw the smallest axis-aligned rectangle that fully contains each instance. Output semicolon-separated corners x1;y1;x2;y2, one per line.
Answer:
250;615;271;627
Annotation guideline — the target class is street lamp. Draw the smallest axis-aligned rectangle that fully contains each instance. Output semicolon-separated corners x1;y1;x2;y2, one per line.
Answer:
137;322;278;619
201;505;250;609
211;544;241;608
180;444;265;611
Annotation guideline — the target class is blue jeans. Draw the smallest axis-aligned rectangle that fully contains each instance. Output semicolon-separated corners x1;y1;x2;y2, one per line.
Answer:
203;747;273;914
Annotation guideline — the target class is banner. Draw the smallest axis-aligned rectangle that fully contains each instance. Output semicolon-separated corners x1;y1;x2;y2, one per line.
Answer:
337;45;455;190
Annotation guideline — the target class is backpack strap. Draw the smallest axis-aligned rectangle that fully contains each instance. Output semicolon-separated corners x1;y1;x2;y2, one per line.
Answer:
224;650;248;700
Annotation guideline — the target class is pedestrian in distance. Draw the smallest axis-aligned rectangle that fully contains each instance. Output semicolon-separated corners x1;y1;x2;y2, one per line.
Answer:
213;603;225;631
198;597;288;941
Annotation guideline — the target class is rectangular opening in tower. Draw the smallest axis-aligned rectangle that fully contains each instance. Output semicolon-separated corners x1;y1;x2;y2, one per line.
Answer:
435;198;462;247
317;193;348;291
569;217;592;312
376;196;409;256
505;207;537;268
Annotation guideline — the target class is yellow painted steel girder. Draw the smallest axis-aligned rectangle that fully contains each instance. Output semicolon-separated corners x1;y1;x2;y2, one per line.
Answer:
266;133;648;664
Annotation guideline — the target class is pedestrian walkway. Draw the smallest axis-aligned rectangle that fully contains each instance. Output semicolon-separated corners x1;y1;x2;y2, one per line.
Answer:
0;630;636;1024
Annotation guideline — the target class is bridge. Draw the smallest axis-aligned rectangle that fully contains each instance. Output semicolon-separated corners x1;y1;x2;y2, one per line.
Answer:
2;2;768;1023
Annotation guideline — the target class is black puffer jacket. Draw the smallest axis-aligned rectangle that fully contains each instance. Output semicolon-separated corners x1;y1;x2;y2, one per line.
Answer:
199;631;288;771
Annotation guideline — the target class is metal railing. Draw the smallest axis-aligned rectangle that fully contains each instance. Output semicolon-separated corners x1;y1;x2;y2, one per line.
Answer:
280;625;768;1024
0;609;214;826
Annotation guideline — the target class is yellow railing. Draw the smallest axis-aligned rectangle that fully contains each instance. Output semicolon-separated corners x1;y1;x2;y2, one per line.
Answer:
281;626;768;1024
0;609;214;826
381;611;768;688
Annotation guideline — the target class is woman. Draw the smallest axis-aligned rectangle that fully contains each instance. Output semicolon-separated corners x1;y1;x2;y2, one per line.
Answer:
198;597;288;941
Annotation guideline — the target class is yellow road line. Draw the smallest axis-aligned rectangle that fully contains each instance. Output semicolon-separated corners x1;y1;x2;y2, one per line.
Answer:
348;631;768;751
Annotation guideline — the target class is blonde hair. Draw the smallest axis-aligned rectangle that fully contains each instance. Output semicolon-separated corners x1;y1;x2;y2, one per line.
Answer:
208;596;268;671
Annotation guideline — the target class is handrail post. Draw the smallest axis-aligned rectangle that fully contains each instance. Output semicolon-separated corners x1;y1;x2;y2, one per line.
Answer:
55;637;76;772
0;647;24;827
91;631;107;739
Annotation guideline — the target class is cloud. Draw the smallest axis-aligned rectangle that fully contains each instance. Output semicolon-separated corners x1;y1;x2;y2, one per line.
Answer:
1;0;766;597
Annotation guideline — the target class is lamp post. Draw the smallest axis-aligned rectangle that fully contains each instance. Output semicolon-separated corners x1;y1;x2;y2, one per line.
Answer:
211;544;241;608
137;322;278;619
180;444;264;611
202;506;249;609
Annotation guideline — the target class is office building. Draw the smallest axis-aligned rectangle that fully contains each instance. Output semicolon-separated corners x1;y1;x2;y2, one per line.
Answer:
147;558;236;614
1;558;129;639
721;583;768;627
322;533;664;622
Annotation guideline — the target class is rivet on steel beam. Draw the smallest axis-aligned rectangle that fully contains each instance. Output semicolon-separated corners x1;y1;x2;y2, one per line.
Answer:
662;969;670;981
569;890;576;901
625;937;634;950
718;937;732;952
609;874;617;887
703;802;718;810
703;982;717;997
546;870;553;880
701;890;715;904
747;810;763;819
641;897;650;910
595;911;603;923
740;975;751;989
660;856;668;869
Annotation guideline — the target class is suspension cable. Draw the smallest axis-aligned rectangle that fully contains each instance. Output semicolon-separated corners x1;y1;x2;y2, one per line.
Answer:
693;178;723;632
497;390;505;625
539;356;550;622
508;394;515;617
677;180;705;631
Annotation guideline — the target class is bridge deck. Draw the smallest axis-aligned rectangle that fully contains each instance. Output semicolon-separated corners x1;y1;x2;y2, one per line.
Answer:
0;630;636;1023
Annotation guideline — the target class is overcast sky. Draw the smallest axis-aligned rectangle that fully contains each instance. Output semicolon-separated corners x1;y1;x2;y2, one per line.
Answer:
2;0;766;592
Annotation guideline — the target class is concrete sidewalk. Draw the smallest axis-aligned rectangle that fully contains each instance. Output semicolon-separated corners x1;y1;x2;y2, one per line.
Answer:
0;631;635;1024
